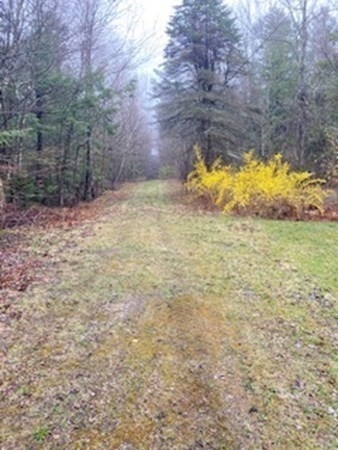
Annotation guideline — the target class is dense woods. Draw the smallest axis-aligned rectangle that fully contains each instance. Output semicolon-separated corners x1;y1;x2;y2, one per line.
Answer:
0;0;151;207
1;0;337;209
156;0;338;180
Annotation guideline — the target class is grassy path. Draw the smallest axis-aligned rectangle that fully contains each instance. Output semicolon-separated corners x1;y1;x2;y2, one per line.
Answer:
1;181;337;449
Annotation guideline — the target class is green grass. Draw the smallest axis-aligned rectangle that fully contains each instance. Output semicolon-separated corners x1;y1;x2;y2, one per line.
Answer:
262;219;338;291
0;180;337;449
33;427;50;443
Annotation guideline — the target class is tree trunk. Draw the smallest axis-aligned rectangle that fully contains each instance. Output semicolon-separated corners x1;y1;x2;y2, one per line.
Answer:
297;0;308;168
113;155;126;189
36;88;43;153
0;177;5;213
83;125;92;201
59;123;74;206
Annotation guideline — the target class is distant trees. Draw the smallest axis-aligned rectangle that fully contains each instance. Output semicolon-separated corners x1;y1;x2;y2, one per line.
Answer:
308;5;338;177
157;0;338;180
0;0;152;206
109;83;152;188
254;7;298;159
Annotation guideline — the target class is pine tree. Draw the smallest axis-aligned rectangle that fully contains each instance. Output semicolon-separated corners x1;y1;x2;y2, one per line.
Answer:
157;0;243;177
258;7;298;158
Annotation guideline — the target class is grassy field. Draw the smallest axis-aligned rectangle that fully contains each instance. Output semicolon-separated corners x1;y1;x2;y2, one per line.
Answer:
0;180;337;449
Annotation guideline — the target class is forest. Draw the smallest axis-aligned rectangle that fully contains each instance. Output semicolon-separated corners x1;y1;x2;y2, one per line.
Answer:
0;0;152;209
0;0;337;212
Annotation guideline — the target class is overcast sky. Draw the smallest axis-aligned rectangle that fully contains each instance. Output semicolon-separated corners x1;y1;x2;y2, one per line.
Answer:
129;0;240;76
129;0;181;76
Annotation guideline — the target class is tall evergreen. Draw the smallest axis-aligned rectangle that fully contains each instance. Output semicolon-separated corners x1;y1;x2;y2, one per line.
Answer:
157;0;243;177
258;8;298;159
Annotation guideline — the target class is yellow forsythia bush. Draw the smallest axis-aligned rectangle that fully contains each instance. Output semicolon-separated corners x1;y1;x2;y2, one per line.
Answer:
186;148;328;219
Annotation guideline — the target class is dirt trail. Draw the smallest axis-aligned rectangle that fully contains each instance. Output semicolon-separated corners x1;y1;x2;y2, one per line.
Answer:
1;181;337;449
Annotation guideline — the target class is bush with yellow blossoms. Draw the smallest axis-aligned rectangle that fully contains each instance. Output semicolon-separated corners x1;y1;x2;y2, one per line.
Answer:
186;148;328;219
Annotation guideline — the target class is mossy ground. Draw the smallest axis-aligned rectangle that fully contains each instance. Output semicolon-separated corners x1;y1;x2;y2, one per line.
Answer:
0;181;337;449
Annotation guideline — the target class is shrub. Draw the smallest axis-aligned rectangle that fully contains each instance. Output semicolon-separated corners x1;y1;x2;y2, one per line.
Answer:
159;165;176;179
186;148;328;219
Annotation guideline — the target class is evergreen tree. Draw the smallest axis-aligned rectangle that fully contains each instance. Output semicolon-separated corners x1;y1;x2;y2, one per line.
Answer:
157;0;243;177
258;7;298;158
307;7;338;176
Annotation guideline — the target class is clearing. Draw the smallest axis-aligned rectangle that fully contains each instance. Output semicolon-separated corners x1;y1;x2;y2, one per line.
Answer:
0;180;337;450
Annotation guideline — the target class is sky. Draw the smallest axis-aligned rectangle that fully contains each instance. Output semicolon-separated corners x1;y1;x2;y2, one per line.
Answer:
129;0;240;76
130;0;181;76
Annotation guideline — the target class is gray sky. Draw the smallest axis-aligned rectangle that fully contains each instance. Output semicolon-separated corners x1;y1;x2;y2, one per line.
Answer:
130;0;240;76
130;0;181;75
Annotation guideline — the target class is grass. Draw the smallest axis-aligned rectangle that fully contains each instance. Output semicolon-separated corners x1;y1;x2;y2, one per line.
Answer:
0;180;337;449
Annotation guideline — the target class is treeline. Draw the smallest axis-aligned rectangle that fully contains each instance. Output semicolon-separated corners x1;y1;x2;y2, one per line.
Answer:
156;0;338;180
0;0;151;206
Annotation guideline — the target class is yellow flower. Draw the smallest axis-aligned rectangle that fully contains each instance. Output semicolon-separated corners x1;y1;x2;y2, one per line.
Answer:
185;148;327;219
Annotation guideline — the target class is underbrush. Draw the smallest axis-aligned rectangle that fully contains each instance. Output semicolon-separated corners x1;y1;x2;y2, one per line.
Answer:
186;149;329;219
0;190;119;230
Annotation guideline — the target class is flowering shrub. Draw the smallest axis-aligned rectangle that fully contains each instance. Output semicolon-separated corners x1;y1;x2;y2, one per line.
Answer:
186;148;328;219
